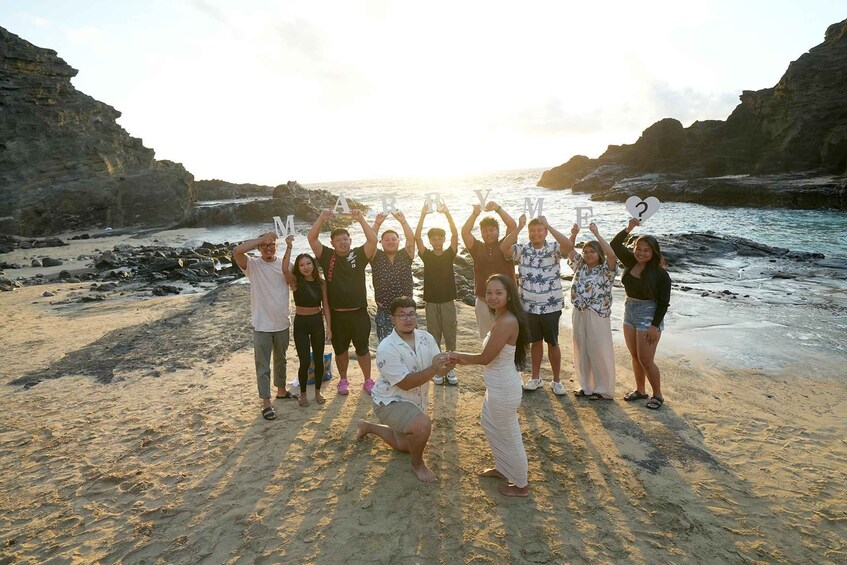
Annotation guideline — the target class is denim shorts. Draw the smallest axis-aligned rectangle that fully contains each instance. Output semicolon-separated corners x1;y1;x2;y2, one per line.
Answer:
623;297;664;332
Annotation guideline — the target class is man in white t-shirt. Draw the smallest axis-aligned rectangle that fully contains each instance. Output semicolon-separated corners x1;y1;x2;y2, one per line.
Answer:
356;296;454;483
234;231;296;421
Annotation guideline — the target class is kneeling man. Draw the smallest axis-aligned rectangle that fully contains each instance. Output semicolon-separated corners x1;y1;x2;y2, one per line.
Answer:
356;296;454;482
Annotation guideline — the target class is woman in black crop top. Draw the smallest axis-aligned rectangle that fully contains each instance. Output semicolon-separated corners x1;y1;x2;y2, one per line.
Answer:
283;236;331;407
611;218;671;410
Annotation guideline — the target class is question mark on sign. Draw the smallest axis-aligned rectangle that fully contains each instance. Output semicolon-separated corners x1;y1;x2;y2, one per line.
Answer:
625;196;662;223
635;201;648;220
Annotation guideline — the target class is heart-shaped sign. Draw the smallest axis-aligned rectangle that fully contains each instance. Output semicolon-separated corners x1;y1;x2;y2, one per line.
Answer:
625;196;661;223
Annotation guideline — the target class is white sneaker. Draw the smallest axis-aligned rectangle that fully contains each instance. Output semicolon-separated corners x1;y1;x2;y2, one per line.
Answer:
522;378;543;391
446;370;458;385
433;375;444;385
551;381;566;396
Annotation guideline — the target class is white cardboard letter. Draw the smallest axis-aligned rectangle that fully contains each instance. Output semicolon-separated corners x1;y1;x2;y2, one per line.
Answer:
333;193;351;214
523;198;544;218
473;189;491;207
381;195;398;213
425;192;442;213
575;207;593;228
273;215;296;236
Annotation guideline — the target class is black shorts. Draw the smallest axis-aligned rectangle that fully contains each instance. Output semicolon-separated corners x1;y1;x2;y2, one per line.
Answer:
528;311;562;345
330;308;371;356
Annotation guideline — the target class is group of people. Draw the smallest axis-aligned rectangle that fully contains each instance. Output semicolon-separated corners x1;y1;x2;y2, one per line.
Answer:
235;200;671;495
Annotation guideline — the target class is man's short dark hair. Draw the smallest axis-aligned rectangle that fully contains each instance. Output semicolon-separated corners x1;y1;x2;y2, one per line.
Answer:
390;296;416;314
427;227;445;238
480;217;498;229
330;228;350;240
381;229;399;240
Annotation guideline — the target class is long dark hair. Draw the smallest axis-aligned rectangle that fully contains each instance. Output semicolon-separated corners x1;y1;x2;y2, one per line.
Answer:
486;274;530;371
292;253;323;289
626;235;667;299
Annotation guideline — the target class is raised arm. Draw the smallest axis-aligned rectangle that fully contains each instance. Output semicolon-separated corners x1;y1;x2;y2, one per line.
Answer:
282;234;296;285
371;212;387;239
308;210;334;259
567;224;580;262
233;232;276;271
392;210;416;259
500;214;527;259
611;218;640;268
461;204;481;251
352;209;378;259
485;200;517;234
414;202;428;252
588;223;617;270
444;205;459;252
539;215;575;257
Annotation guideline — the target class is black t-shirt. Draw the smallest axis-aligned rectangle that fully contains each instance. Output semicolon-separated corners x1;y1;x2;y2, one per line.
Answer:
419;247;457;303
317;245;369;309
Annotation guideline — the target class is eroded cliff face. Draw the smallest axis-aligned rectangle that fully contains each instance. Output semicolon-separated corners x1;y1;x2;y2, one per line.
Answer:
538;19;847;209
0;27;195;235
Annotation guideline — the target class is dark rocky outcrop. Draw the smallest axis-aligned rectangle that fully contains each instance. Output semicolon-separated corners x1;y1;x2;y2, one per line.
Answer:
538;19;847;209
0;27;195;235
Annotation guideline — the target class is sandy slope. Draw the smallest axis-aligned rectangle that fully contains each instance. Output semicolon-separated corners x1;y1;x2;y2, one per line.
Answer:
0;275;845;563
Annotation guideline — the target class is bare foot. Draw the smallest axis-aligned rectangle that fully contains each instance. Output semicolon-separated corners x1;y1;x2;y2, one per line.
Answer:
299;396;309;408
356;419;369;441
412;462;438;483
478;468;506;479
499;483;530;497
315;391;326;404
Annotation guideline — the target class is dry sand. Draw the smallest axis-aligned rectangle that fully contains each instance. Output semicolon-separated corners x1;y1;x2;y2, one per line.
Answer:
1;235;845;564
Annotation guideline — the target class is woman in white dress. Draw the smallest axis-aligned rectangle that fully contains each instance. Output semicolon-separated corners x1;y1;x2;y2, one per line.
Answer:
448;274;531;497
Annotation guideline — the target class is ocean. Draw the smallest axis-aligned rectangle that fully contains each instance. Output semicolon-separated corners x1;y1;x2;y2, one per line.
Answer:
165;167;847;377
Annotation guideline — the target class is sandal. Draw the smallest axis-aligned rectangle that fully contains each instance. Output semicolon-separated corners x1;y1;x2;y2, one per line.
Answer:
645;396;664;410
589;393;607;400
261;406;277;420
624;390;649;401
276;391;299;400
574;389;588;397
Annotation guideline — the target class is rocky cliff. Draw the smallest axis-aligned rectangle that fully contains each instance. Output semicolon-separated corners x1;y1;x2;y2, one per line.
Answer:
0;26;197;235
538;19;847;209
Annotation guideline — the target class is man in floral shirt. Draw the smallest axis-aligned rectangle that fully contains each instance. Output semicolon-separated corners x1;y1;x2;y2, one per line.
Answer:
500;215;575;395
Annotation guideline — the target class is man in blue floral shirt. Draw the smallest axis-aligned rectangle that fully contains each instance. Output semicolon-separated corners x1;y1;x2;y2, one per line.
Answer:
501;215;575;395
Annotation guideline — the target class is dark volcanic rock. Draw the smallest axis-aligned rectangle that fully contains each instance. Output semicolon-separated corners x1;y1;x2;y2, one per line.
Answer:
538;19;847;210
0;26;195;235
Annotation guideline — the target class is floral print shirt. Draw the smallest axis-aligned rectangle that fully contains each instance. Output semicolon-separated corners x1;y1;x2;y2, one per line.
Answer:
567;254;618;318
511;240;564;314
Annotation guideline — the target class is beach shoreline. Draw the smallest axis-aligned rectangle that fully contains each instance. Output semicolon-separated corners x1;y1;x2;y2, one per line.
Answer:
1;230;845;563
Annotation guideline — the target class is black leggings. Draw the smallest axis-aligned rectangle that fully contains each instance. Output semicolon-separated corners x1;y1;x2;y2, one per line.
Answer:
294;313;326;393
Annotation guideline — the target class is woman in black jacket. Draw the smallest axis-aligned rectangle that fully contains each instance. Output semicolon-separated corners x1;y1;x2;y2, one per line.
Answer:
610;218;671;409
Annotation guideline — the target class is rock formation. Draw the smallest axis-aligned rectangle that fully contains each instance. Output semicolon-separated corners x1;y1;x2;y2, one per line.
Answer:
0;26;195;235
538;19;847;209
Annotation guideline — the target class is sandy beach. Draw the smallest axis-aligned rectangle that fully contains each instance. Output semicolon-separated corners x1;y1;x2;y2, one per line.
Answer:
1;233;845;564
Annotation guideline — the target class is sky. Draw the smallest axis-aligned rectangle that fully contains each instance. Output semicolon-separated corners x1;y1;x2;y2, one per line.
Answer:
2;1;845;184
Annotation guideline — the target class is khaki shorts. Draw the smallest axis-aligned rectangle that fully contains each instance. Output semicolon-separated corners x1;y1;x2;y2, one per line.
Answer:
374;400;423;435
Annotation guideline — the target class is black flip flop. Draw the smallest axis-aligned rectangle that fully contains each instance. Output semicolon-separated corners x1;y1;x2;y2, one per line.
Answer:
624;390;649;401
645;396;664;410
276;391;299;400
262;406;277;420
589;393;607;400
574;389;588;397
